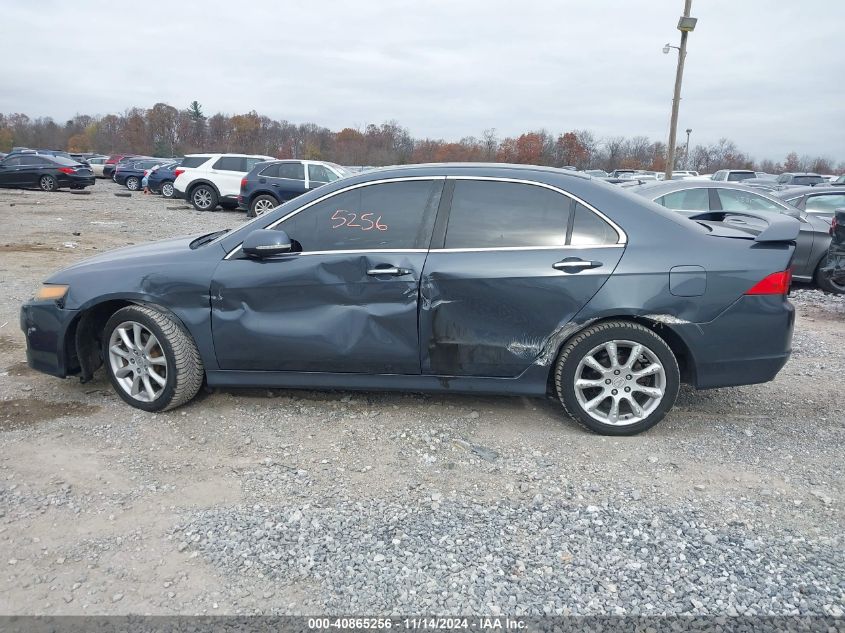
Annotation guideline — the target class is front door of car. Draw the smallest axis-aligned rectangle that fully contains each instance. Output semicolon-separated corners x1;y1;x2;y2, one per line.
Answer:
419;179;624;378
210;178;444;373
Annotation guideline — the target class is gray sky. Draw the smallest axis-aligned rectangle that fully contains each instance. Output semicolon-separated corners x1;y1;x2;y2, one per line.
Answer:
1;0;842;162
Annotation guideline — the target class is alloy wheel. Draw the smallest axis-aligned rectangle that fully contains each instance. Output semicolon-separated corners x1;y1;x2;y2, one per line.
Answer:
193;188;213;209
40;176;55;191
108;321;168;403
253;199;276;216
161;182;174;197
573;339;666;426
127;177;140;191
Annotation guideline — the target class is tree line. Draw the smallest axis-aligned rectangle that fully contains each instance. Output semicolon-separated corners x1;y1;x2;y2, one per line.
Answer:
0;102;841;174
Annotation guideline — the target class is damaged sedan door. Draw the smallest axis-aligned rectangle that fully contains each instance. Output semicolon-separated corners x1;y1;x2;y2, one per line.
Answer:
211;178;444;373
420;178;625;377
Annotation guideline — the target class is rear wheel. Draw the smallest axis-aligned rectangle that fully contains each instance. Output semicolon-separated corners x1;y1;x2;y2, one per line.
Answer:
815;256;845;294
126;176;140;191
103;305;204;412
160;181;175;198
39;175;57;191
248;195;278;218
554;321;680;435
190;184;217;211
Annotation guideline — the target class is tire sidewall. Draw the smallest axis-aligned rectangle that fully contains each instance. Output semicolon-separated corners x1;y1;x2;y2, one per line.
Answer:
557;323;680;435
161;181;174;198
102;307;179;412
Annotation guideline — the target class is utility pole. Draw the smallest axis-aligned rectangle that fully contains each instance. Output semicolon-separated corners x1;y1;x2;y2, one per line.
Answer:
663;0;696;181
685;128;692;169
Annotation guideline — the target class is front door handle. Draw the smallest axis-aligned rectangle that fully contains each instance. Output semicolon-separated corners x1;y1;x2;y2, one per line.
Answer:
367;266;412;277
553;258;603;272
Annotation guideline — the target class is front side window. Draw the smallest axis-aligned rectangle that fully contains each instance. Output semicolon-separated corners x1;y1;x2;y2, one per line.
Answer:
276;162;305;180
805;194;845;213
278;180;442;252
213;156;245;171
656;188;710;211
444;180;573;248
309;164;338;184
717;189;784;212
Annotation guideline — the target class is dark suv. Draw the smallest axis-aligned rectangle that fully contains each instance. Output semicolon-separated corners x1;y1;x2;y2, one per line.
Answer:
238;159;349;217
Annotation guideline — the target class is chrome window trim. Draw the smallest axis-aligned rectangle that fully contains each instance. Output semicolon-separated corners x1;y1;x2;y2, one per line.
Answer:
223;174;627;259
443;175;627;246
224;176;446;259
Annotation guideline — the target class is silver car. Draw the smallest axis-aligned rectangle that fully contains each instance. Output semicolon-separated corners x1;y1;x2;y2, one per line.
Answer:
631;180;839;293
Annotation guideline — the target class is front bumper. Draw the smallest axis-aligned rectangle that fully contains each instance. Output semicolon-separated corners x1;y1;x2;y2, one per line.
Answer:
20;301;79;378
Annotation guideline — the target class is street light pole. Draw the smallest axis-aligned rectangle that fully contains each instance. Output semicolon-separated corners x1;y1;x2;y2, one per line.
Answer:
663;0;696;181
685;128;692;169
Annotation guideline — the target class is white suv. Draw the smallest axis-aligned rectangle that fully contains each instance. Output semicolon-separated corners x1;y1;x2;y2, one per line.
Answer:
173;153;274;211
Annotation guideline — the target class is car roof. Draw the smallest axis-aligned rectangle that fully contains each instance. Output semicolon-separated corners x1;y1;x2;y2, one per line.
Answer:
629;179;790;202
362;162;592;180
781;172;821;177
773;185;844;198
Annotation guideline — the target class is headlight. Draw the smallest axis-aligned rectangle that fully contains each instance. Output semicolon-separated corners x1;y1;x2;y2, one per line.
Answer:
35;284;69;301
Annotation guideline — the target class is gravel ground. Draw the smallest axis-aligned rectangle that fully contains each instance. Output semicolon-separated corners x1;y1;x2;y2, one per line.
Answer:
0;181;842;616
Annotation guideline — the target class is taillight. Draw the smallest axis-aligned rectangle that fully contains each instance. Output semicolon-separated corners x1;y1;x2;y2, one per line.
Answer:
831;215;838;237
174;169;184;178
240;177;248;190
745;270;792;295
58;167;74;174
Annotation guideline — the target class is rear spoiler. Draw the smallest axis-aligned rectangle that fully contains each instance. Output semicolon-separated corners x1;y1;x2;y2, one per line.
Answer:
688;210;800;242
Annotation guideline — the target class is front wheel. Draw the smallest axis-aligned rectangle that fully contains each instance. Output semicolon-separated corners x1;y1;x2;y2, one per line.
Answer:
160;181;175;198
39;175;57;191
103;305;204;412
554;321;680;435
190;184;218;211
815;256;845;294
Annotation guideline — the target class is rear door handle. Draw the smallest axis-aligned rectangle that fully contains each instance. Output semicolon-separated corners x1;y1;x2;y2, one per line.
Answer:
367;267;412;277
553;258;603;272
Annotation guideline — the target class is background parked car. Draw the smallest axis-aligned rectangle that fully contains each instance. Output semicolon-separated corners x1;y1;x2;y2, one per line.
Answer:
86;156;109;177
114;158;167;191
146;160;182;197
711;169;756;182
829;174;845;186
774;185;845;221
103;154;137;178
775;172;826;187
238;159;351;217
631;180;838;293
584;169;608;177
172;153;275;211
821;209;845;292
0;153;95;191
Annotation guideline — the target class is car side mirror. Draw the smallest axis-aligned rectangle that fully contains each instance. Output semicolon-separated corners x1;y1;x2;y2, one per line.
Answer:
242;229;292;258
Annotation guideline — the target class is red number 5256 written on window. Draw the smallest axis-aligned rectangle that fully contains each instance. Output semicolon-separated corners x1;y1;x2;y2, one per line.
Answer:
330;210;388;231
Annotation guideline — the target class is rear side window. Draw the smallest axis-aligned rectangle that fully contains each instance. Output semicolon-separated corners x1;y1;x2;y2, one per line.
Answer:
656;188;710;211
444;180;572;248
793;176;824;186
570;203;619;245
279;180;442;252
309;164;338;184
213;156;245;171
805;193;845;213
717;189;784;212
181;156;211;168
277;162;305;180
259;164;279;178
20;155;50;166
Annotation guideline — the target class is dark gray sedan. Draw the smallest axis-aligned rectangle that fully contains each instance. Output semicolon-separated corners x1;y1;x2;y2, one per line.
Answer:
774;185;845;222
631;180;837;293
21;165;798;435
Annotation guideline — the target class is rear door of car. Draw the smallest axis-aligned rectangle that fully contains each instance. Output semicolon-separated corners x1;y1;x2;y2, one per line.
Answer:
211;177;444;373
209;156;247;197
418;177;625;378
270;162;308;201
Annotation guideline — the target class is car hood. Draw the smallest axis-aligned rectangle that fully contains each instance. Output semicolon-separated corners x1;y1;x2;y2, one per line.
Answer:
46;235;207;282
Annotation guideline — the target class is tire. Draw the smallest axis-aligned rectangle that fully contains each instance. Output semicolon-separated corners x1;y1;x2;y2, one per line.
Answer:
190;184;218;211
102;305;204;412
126;176;140;191
39;175;57;192
247;195;278;218
554;320;680;436
814;256;845;294
160;181;175;198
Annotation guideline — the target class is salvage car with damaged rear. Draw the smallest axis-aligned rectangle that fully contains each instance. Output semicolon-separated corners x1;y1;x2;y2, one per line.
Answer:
20;165;799;435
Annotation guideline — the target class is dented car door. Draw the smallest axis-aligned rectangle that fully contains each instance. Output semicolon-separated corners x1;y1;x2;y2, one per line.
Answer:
210;178;443;373
420;179;625;377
